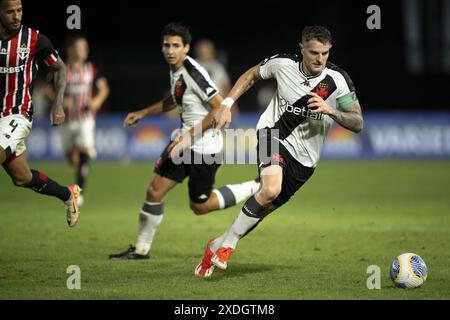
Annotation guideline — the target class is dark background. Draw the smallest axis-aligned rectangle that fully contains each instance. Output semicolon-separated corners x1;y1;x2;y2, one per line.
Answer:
22;0;450;113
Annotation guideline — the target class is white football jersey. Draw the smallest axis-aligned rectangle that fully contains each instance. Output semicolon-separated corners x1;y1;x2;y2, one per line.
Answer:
258;54;356;168
170;56;222;154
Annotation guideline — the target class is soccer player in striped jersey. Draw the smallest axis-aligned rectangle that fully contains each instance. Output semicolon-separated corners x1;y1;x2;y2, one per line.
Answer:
195;26;364;277
59;35;109;206
0;0;80;227
109;23;260;263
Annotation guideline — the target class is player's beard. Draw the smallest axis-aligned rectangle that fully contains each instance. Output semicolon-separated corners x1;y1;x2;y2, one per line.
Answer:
0;19;21;37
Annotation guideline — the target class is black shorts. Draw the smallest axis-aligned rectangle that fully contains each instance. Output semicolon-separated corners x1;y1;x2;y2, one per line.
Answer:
257;128;315;207
154;143;221;204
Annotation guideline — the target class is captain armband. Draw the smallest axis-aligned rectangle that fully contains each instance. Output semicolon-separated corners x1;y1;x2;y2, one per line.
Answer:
337;91;359;111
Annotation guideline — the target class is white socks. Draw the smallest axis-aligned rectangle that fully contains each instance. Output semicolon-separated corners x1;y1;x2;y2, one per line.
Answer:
135;202;164;255
213;210;260;250
213;180;260;209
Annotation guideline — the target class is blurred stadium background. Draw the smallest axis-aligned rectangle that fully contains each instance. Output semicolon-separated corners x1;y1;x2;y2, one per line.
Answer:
0;0;449;300
23;0;450;162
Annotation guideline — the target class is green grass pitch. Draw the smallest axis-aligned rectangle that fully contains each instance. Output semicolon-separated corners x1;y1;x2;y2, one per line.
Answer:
0;161;449;299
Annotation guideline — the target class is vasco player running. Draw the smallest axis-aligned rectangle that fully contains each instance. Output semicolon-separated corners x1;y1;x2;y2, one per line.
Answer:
109;23;259;263
195;26;364;277
0;0;80;227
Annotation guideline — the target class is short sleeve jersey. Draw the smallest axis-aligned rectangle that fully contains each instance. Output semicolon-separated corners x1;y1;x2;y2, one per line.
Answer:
0;26;59;120
170;56;222;154
258;54;356;167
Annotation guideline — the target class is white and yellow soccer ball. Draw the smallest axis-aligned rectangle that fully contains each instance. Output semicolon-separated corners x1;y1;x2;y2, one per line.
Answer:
390;253;428;288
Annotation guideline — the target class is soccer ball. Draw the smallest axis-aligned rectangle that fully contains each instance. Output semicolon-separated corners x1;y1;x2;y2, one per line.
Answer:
390;253;428;288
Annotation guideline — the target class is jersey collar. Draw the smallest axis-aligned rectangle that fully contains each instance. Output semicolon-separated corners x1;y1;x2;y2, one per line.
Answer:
299;62;324;80
171;56;189;76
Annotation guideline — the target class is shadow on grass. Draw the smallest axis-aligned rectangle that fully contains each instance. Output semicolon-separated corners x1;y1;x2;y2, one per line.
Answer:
195;263;296;282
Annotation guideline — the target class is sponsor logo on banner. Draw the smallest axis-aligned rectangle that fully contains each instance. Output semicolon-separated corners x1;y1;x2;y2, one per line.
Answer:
368;125;450;156
322;124;363;157
129;125;166;159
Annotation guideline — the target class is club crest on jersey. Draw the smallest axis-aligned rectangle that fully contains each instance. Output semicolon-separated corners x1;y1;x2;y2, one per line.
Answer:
272;153;284;164
173;75;187;105
0;48;8;55
314;83;329;99
18;44;30;60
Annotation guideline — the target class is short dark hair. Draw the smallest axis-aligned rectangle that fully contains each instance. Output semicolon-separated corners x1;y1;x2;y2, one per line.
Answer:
0;0;21;8
161;22;192;46
301;26;332;45
65;34;87;50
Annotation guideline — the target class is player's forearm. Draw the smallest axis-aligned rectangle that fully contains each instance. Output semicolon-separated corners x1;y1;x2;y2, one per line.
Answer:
141;96;175;117
187;105;221;141
141;101;164;117
329;108;364;133
90;85;110;111
226;66;259;102
162;97;177;113
52;61;67;107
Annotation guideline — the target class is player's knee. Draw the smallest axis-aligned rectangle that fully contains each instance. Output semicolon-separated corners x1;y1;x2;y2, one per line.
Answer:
146;185;164;203
189;202;211;215
259;184;282;203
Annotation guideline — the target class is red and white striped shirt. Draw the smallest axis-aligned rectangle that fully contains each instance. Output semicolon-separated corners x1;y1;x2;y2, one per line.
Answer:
65;62;105;122
0;26;59;120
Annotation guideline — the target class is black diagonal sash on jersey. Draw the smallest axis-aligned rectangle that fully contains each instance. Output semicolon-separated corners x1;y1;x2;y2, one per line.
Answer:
174;74;187;124
273;74;337;140
174;74;187;106
12;27;29;115
184;58;217;99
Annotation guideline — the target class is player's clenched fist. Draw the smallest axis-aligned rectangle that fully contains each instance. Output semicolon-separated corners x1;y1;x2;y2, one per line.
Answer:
123;111;143;128
50;105;66;126
212;105;232;137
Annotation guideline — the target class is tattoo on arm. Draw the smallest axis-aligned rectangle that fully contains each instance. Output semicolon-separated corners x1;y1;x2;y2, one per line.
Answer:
329;104;364;133
52;60;67;106
229;65;260;100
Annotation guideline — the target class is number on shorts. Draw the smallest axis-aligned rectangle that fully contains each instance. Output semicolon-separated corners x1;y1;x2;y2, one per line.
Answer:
9;120;18;133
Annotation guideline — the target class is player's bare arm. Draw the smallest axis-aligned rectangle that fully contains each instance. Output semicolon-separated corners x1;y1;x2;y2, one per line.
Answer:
213;65;260;135
123;96;176;127
49;58;67;126
88;80;110;112
306;91;364;133
169;95;223;157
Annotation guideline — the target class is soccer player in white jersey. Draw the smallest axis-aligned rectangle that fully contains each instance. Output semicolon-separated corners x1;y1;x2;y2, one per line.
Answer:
0;0;80;228
109;23;259;264
194;26;364;277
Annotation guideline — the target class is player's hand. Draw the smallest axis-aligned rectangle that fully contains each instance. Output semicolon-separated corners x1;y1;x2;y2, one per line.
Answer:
306;92;333;115
123;111;143;128
50;104;66;126
212;105;232;137
167;134;191;158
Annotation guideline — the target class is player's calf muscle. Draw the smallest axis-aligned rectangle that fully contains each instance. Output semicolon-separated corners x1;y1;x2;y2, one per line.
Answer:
11;174;32;187
146;187;164;202
190;201;215;215
190;202;208;215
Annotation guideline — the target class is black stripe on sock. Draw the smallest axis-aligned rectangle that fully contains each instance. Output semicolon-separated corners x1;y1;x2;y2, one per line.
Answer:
218;186;236;209
242;196;266;219
142;202;164;216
